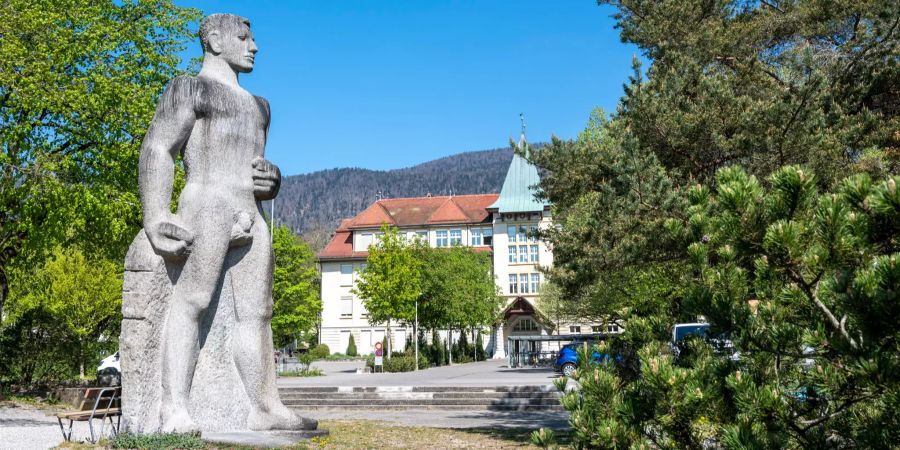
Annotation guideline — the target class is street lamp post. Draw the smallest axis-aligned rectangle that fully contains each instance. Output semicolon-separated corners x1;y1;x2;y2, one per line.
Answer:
414;298;419;371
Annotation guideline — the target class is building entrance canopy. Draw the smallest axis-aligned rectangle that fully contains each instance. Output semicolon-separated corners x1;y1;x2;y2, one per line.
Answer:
506;333;616;368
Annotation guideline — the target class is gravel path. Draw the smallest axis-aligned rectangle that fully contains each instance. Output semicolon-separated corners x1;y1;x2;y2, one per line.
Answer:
0;403;104;450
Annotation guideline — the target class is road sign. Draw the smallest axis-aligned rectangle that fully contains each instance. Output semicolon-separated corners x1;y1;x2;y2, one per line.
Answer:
374;341;384;368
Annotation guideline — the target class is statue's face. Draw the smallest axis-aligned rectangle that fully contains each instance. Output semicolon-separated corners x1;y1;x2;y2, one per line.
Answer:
211;22;257;73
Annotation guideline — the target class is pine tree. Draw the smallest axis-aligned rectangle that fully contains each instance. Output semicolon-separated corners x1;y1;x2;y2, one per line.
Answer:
558;167;900;448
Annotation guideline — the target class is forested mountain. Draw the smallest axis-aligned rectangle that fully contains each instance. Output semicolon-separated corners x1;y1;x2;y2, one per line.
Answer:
276;146;526;248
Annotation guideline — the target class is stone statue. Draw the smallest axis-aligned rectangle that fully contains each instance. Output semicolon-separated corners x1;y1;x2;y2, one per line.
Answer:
119;13;318;435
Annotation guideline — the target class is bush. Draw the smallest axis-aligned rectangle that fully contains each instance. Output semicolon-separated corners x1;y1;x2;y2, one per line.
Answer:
366;354;427;372
278;368;324;377
346;334;357;357
308;344;330;360
298;353;314;370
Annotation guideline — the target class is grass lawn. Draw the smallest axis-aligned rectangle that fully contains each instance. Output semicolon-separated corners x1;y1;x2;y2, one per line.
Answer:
55;420;542;449
312;420;538;449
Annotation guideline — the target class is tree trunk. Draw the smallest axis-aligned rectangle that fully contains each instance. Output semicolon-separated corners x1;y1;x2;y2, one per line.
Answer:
472;327;478;361
0;266;8;325
448;327;453;365
79;343;85;379
386;319;392;359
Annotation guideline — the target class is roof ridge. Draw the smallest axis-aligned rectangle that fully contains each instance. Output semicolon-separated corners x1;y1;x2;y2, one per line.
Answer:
375;202;397;224
378;193;499;202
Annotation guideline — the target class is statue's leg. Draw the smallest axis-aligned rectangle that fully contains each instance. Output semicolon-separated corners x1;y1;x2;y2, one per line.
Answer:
160;219;231;433
229;216;318;431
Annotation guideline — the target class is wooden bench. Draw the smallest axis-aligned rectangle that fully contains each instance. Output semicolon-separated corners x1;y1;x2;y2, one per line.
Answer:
47;386;121;443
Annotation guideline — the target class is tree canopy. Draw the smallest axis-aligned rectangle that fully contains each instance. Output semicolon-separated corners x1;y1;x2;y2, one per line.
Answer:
608;0;899;183
1;247;121;382
0;0;200;321
271;225;321;348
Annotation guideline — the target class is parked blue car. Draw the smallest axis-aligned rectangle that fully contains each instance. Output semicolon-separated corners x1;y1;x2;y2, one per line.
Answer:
555;340;620;377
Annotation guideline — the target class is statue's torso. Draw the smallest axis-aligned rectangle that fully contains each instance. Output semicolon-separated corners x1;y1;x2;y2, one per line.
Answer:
176;76;269;213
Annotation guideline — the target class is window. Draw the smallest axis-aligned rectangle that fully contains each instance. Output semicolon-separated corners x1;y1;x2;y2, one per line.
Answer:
591;325;601;333
517;225;527;243
450;229;462;246
507;225;517;243
471;228;482;246
436;230;449;247
531;273;540;293
513;318;539;332
520;274;530;293
360;302;368;318
483;228;493;246
340;296;353;318
518;245;528;263
608;324;621;333
530;244;539;263
529;225;538;243
359;233;374;250
340;264;353;286
508;274;518;294
569;326;581;333
508;245;517;263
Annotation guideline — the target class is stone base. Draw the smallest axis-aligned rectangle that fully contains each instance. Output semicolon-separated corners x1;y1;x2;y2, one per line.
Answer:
202;429;330;448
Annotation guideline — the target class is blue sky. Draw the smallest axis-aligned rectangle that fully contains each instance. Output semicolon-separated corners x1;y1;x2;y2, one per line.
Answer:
177;1;637;176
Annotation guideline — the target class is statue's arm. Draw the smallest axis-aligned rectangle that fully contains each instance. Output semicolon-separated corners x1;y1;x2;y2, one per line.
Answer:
252;97;280;201
138;77;197;258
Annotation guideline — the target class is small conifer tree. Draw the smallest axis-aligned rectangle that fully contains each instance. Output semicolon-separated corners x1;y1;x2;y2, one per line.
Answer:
346;334;357;357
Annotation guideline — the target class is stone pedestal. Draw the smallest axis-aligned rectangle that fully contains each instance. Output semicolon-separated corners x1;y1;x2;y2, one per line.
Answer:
120;230;251;433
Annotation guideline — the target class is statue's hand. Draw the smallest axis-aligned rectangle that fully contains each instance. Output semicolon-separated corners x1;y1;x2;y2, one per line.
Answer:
146;218;194;260
252;157;281;200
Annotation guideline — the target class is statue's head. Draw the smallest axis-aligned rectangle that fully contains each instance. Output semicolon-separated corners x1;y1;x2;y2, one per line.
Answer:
199;14;256;73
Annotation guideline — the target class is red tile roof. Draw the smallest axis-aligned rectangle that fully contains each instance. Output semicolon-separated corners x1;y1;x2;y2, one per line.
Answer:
318;194;499;260
318;219;369;260
350;194;498;229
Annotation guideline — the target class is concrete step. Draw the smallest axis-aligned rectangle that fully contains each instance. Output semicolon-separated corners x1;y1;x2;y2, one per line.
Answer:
288;404;565;411
282;398;561;406
278;385;556;394
277;385;563;411
279;392;561;400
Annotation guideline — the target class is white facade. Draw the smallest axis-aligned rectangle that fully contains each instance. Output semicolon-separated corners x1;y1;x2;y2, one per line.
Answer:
319;259;408;355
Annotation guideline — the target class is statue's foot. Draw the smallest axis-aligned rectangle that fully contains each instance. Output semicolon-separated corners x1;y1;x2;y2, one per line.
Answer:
161;408;199;434
247;406;318;431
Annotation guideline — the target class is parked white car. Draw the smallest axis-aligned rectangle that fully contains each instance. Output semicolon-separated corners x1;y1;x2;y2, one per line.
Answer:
96;351;121;386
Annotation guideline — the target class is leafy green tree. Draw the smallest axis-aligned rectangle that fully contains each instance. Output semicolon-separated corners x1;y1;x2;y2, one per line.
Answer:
603;0;899;183
418;246;502;363
271;225;322;348
354;225;423;357
0;0;200;322
2;247;121;380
